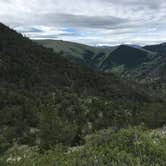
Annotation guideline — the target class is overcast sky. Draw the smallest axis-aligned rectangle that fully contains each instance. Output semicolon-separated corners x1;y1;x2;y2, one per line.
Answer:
1;0;166;46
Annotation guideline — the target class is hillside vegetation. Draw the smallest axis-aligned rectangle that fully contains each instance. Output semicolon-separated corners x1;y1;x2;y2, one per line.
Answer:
36;40;165;83
0;23;166;165
36;39;166;98
1;126;166;166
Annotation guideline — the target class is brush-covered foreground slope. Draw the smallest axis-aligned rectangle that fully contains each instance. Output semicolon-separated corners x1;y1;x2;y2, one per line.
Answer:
0;23;165;154
1;126;166;166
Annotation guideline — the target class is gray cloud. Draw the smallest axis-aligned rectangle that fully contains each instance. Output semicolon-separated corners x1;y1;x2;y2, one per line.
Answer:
102;0;164;9
16;27;43;33
0;0;166;45
35;13;129;29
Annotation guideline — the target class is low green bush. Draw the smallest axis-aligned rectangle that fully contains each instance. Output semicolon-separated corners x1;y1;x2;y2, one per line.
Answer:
1;126;166;166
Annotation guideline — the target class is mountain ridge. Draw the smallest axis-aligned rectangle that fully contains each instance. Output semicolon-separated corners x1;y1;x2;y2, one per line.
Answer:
36;39;161;82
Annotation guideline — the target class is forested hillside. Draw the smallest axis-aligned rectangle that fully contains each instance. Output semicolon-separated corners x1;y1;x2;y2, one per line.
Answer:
0;23;166;165
36;39;166;98
36;39;164;82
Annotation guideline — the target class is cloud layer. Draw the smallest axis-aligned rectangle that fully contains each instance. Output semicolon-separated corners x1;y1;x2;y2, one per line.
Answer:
1;0;166;45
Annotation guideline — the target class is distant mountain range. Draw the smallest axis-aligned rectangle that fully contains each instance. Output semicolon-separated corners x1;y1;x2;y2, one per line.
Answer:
35;40;166;83
96;44;141;49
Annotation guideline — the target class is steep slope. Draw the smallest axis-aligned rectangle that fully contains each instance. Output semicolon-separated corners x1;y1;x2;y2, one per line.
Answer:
36;40;156;79
141;43;166;97
144;43;166;56
35;39;115;68
0;24;151;100
0;23;166;153
35;39;99;67
96;45;153;70
143;43;166;81
35;40;166;99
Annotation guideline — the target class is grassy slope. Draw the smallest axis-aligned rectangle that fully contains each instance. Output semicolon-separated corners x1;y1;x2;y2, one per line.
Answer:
35;40;99;67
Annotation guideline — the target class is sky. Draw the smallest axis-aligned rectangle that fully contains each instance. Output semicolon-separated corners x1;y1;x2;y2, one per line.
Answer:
1;0;166;46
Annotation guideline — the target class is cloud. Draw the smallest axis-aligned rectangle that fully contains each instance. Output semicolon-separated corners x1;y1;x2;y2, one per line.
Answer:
0;0;166;45
34;13;128;29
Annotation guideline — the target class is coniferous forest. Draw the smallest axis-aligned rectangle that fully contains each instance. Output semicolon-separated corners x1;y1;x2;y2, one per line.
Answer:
0;22;166;166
